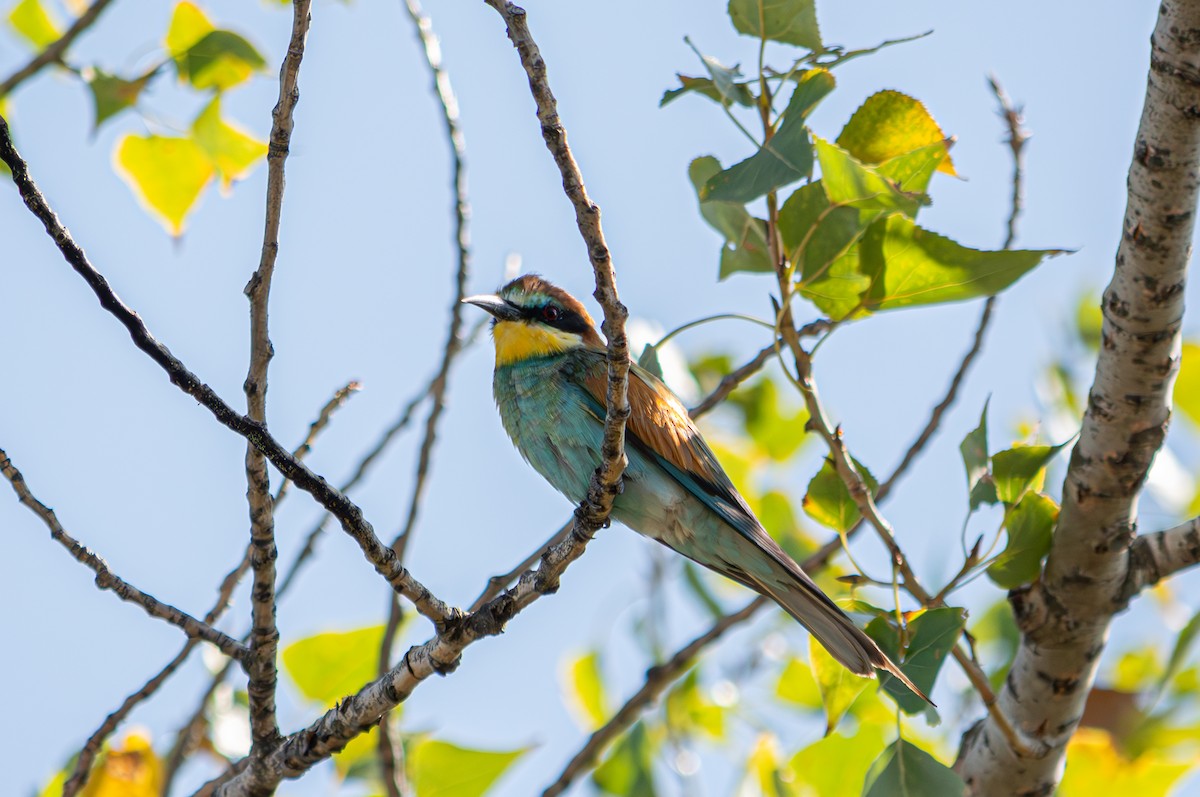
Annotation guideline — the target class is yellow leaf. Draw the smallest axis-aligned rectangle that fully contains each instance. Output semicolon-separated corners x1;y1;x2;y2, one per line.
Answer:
165;0;214;57
80;731;163;797
561;650;610;730
836;90;957;176
192;97;267;191
114;134;214;236
1059;728;1193;797
8;0;62;49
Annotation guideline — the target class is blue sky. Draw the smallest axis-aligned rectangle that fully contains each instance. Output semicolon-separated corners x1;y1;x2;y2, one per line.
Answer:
1;1;1195;795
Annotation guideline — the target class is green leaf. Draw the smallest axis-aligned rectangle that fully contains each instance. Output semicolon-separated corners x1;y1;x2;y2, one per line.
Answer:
727;377;808;460
987;493;1058;588
683;38;751;109
788;726;887;797
332;725;381;782
8;0;62;50
408;739;527;797
661;73;755;108
960;399;990;509
875;140;953;198
1075;291;1103;351
1058;728;1193;797
745;734;791;797
758;489;815;561
836;90;956;176
776;656;822;709
702;69;834;203
864;739;965;797
992;442;1067;505
562;650;610;730
281;625;389;707
728;0;822;51
666;668;725;739
795;214;884;320
688;156;773;277
1173;341;1200;428
802;457;877;533
1157;609;1200;698
815;135;927;216
165;1;214;59
592;722;657;797
867;214;1056;312
867;607;967;714
780;181;880;308
809;635;871;735
191;96;267;190
178;29;267;91
114;134;215;237
84;67;157;131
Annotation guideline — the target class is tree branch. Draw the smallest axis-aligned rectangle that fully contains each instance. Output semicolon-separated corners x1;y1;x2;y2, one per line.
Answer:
379;0;473;789
240;0;312;775
0;113;456;628
0;447;248;661
0;0;118;98
1123;517;1200;599
958;2;1200;791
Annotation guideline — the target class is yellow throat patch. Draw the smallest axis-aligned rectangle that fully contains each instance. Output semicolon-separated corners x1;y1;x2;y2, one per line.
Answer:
493;320;581;365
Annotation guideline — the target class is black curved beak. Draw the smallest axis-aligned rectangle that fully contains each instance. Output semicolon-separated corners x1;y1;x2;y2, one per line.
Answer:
462;294;522;321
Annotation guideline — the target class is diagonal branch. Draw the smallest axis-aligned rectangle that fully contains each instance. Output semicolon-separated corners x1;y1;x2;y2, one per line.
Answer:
0;0;118;98
958;2;1200;791
0;447;248;661
0;114;456;628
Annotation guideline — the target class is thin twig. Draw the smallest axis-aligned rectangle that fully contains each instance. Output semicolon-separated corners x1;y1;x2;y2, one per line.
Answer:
0;448;248;660
377;1;474;781
158;379;360;792
0;115;456;628
211;2;629;790
0;0;117;98
241;0;313;772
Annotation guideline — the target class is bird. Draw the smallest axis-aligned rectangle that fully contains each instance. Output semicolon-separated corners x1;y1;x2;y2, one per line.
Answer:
465;274;928;701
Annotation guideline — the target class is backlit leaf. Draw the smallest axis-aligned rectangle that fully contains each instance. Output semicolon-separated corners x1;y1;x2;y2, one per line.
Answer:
408;739;527;797
815;135;927;216
809;635;870;735
802;457;877;533
1173;341;1200;428
987;492;1058;588
688;156;773;277
593;722;657;797
1058;728;1193;797
875;140;953;197
563;650;610;729
862;214;1056;314
992;442;1067;504
863;739;965;797
281;624;389;707
666;668;725;739
702;69;834;203
114;134;214;237
79;732;163;797
661;73;755;108
745;734;790;797
1157;608;1200;698
8;0;61;50
84;67;156;131
165;1;213;58
788;725;887;797
191;96;267;190
728;0;821;51
180;30;266;91
837;90;957;176
960;399;990;509
332;725;380;781
867;607;966;714
776;656;822;709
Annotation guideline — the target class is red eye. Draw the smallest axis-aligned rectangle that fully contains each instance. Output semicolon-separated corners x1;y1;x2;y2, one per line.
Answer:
542;305;561;323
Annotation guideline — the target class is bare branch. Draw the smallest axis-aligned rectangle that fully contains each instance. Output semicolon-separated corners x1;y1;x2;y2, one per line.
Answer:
0;448;248;660
0;0;118;98
240;0;313;770
959;2;1200;790
1123;517;1200;599
0;115;456;627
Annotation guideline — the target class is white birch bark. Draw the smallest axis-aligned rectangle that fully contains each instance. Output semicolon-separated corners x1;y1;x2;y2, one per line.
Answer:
957;1;1200;792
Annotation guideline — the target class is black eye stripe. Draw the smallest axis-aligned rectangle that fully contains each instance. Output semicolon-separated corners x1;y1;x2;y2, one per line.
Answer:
523;303;589;335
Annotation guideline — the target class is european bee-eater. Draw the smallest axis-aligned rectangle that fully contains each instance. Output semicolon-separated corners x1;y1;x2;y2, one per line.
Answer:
466;275;925;698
